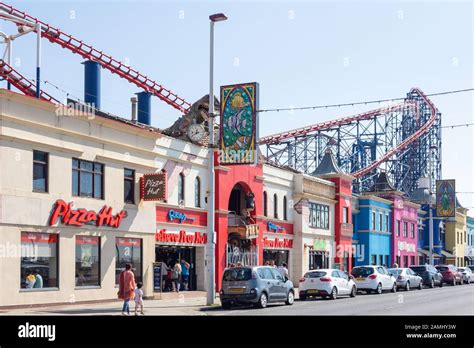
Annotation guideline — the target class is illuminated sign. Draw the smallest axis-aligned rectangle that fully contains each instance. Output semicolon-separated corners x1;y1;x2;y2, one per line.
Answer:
140;172;167;201
263;237;293;249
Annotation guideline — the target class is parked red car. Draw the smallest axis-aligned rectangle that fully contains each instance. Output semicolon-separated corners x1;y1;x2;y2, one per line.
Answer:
435;265;463;286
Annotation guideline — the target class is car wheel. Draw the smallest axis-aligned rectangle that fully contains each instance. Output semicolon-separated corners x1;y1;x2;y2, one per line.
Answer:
255;292;268;309
405;282;410;291
300;295;307;301
221;302;232;310
418;281;423;290
329;287;337;300
350;285;357;298
391;282;397;293
375;283;382;295
430;278;435;288
285;291;295;305
439;280;443;287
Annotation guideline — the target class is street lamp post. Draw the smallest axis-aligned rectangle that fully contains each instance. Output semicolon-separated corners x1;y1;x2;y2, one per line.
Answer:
207;13;227;306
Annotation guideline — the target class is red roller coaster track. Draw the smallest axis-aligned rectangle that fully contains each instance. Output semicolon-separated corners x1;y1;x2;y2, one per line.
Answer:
0;2;192;114
0;59;60;103
260;88;438;179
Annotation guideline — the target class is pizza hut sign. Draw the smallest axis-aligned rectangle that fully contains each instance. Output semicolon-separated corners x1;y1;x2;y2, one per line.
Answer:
49;200;127;228
140;172;167;201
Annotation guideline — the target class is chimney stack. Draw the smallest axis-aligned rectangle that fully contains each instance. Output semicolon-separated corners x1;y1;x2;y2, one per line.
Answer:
83;60;101;110
136;91;151;125
130;96;138;122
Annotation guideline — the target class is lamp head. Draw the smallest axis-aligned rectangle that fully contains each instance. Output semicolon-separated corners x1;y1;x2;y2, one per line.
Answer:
210;13;228;22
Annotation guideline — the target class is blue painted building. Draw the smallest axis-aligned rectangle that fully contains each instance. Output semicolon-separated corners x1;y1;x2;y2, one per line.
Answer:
352;195;392;267
418;205;445;265
467;216;474;266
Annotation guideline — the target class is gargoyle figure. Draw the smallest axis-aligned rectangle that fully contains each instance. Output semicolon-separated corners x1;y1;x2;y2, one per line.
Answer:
162;94;219;144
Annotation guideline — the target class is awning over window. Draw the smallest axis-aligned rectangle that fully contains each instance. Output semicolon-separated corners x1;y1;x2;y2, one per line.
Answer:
441;250;455;258
417;249;441;258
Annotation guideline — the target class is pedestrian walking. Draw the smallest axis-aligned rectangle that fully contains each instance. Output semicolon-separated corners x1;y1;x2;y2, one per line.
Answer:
171;260;182;292
118;263;136;316
134;282;144;315
180;259;191;291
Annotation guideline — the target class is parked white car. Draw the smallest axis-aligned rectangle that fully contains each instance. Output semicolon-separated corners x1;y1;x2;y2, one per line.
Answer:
351;265;397;294
457;267;474;284
298;269;357;300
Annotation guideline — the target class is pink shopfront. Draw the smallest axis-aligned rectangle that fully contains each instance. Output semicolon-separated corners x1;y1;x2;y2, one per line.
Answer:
389;195;420;267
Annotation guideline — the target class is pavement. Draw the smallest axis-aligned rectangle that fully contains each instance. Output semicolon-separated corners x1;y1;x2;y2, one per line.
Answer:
2;283;473;316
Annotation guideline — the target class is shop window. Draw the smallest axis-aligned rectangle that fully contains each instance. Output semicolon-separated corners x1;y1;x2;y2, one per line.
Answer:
264;249;289;268
263;191;268;217
309;203;329;230
75;236;100;287
343;207;349;224
371;254;377;265
72;158;104;199
273;194;278;219
308;250;329;270
379;255;384;266
403;255;408;267
385;255;389;267
410;256;415;266
372;212;376;230
20;232;58;289
178;173;185;205
33;150;49;193
194;176;201;208
124;168;135;204
396;256;400;266
283;196;288;221
115;238;142;285
410;223;415;238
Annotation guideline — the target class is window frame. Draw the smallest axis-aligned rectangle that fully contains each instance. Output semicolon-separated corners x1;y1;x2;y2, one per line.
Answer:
403;221;408;238
72;158;104;199
75;236;101;287
309;202;330;230
124;168;135;204
33;150;49;193
283;196;288;221
263;191;268;217
273;193;278;219
178;172;185;205
194;176;201;208
372;211;376;230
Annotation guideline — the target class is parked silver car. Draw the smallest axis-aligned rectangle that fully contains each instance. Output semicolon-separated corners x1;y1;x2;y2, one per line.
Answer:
389;268;423;291
219;266;295;309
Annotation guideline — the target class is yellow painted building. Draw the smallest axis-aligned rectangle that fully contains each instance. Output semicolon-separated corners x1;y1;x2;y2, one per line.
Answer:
444;207;468;266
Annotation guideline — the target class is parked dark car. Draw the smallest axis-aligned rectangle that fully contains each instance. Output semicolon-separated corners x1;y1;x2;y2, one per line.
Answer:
409;265;443;288
435;265;463;286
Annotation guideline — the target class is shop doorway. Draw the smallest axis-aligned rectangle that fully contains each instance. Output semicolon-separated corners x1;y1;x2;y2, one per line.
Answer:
309;250;329;270
263;249;289;267
155;246;196;291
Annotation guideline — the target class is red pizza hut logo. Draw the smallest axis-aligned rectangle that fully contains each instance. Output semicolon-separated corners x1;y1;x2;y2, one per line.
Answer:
155;229;207;244
49;200;127;228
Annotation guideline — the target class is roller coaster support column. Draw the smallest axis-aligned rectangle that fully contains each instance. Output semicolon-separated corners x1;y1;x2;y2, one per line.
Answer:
35;23;41;99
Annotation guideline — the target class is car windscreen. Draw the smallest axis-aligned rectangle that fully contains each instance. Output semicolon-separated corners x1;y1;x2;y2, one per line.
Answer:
458;268;465;272
436;266;449;272
304;271;327;278
469;266;474;271
351;267;374;277
410;266;427;273
389;269;402;275
222;268;252;281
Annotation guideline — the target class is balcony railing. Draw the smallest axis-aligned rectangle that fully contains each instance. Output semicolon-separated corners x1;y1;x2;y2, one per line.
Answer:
228;211;259;239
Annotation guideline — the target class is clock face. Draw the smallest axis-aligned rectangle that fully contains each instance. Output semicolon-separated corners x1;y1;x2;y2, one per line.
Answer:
187;124;205;143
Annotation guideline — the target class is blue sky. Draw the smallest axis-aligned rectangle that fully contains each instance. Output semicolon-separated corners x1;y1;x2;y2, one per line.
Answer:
2;0;473;209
